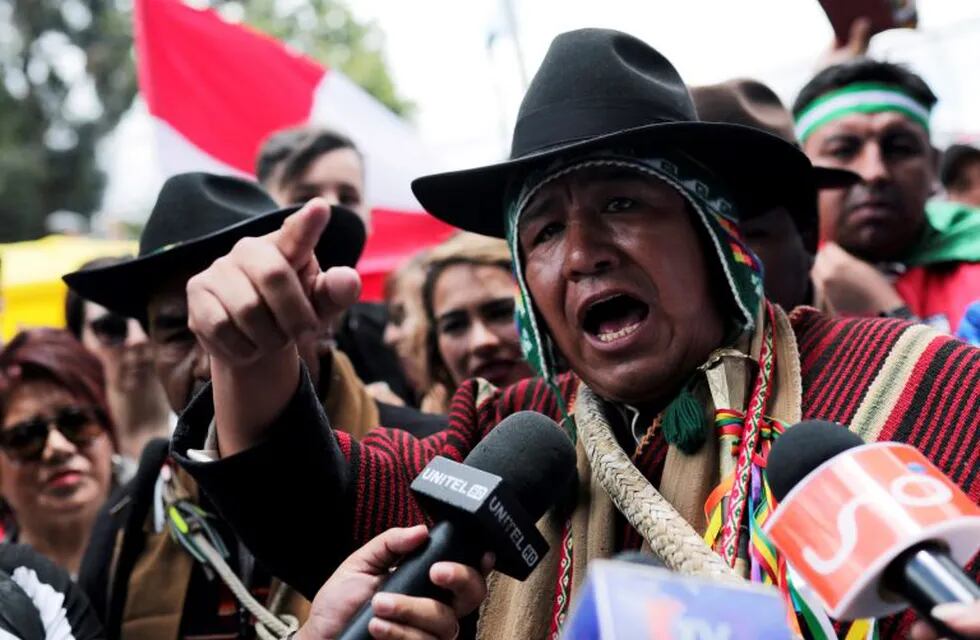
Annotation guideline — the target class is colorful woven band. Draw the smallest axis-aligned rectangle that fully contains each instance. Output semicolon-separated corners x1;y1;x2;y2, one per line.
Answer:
794;82;931;143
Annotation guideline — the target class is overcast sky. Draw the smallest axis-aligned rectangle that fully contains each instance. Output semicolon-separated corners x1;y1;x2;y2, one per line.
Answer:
100;0;980;223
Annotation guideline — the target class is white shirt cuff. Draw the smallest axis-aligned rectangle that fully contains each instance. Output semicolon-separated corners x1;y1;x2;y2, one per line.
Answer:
186;418;220;462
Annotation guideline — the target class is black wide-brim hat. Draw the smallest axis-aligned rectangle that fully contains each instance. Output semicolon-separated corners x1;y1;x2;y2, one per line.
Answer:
412;28;856;238
64;172;366;321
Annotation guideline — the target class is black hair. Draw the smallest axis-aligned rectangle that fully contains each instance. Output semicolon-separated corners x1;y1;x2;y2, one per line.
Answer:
255;126;362;188
64;256;132;339
940;144;980;191
792;58;938;117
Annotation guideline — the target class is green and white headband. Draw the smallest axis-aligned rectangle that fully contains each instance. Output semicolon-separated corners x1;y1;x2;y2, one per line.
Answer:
794;82;931;143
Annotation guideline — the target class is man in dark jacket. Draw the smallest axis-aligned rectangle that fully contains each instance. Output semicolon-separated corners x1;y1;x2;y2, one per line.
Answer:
65;173;445;639
690;77;857;312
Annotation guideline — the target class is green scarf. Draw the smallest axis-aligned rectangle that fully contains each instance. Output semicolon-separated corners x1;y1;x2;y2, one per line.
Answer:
904;200;980;266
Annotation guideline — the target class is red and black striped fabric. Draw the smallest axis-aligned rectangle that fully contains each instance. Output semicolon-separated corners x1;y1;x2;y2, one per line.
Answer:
793;309;980;505
336;309;980;638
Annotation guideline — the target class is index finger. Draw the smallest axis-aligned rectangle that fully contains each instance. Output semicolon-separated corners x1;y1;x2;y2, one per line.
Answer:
269;197;332;269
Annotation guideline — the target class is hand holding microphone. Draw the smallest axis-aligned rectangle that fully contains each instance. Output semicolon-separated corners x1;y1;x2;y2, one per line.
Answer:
910;601;980;639
337;411;578;640
295;526;491;640
765;420;980;639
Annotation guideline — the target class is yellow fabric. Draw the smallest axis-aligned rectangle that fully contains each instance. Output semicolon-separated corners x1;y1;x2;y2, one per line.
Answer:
658;408;721;536
699;305;801;575
0;235;136;339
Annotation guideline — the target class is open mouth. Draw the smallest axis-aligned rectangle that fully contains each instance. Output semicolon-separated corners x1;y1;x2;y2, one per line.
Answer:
582;294;650;344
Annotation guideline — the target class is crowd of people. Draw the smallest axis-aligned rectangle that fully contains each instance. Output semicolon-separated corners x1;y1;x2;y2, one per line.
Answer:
0;23;978;640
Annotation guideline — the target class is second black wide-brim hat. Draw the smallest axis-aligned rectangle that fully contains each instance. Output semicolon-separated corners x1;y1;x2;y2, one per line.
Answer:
412;28;846;238
64;172;366;321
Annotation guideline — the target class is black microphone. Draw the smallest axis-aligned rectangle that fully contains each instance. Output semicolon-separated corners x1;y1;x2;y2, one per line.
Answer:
337;411;578;640
767;421;980;639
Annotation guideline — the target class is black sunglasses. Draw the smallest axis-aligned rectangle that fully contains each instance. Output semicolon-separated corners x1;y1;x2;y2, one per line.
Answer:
89;313;129;347
0;406;106;463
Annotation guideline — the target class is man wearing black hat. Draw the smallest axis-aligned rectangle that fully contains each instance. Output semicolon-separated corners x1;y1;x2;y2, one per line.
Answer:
64;173;445;638
691;77;857;311
170;30;980;639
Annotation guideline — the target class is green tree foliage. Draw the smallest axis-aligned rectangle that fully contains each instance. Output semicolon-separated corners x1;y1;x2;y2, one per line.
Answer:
0;0;137;241
0;0;407;242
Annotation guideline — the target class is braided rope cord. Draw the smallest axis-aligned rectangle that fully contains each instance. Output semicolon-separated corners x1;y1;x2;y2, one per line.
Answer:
575;384;740;581
162;466;298;640
189;530;299;640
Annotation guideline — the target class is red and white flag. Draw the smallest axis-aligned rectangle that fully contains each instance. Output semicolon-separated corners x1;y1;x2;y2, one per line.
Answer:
134;0;455;299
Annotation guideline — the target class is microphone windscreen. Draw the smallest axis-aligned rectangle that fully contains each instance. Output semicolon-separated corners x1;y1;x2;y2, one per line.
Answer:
463;411;577;521
767;420;863;502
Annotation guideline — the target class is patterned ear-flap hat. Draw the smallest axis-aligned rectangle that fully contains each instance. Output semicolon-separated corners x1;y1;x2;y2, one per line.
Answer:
504;151;765;450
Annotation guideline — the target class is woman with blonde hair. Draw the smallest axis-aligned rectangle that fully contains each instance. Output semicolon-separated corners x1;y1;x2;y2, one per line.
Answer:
421;233;533;400
383;233;534;413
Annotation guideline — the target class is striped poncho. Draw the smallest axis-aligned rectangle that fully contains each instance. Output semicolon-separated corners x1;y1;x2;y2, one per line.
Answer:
174;308;980;639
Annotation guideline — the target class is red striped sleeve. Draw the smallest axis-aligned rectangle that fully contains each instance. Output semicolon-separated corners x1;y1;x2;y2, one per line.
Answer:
875;334;980;639
793;309;909;424
878;335;980;500
348;374;573;546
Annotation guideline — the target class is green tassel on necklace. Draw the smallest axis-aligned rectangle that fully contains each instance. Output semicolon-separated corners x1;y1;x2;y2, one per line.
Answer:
662;387;706;454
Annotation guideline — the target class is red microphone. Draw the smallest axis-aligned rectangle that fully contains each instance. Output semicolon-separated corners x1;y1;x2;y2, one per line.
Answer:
764;421;980;638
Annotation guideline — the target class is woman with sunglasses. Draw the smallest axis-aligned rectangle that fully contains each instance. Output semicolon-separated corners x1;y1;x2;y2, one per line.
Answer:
0;329;114;575
65;256;170;464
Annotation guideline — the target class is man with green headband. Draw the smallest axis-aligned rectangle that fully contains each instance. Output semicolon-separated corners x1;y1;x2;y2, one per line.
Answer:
794;58;980;335
170;30;980;640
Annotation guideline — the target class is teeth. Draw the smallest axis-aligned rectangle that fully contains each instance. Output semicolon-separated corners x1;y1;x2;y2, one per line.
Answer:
596;321;641;343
